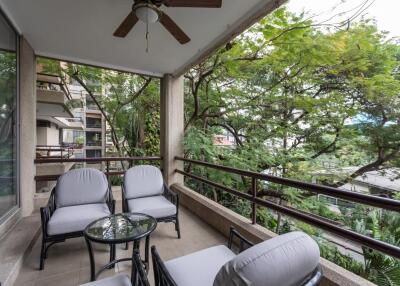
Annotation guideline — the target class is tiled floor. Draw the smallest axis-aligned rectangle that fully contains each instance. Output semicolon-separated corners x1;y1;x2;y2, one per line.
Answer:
13;206;226;286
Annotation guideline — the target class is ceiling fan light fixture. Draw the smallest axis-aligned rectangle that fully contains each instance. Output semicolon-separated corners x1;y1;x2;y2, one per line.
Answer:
134;3;160;23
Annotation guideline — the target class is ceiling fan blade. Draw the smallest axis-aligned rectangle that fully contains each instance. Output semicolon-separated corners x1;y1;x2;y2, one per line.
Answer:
159;13;191;44
113;12;139;38
163;0;222;8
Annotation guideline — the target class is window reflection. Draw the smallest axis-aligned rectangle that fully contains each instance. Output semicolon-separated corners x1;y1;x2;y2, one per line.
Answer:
0;11;18;219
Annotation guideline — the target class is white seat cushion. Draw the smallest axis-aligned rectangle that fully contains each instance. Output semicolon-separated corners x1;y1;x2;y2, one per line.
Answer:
213;231;320;286
48;203;111;235
80;274;131;286
127;196;176;219
124;165;164;199
165;245;236;286
56;168;109;208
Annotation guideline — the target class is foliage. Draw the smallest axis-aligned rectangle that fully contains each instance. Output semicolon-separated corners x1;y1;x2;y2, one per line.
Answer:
183;3;400;285
38;58;160;157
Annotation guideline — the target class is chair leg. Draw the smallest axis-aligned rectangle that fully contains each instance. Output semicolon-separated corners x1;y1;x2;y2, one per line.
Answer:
39;239;46;270
175;216;181;239
144;236;150;271
125;241;129;250
109;244;116;268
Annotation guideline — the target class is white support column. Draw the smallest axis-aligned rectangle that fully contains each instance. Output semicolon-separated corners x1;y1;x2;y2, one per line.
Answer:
19;37;36;217
160;74;184;186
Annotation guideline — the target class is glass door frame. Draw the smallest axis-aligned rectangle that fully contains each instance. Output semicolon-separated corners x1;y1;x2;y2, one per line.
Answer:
0;7;20;224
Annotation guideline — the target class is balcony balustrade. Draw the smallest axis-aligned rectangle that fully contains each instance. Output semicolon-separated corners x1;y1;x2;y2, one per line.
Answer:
29;155;400;285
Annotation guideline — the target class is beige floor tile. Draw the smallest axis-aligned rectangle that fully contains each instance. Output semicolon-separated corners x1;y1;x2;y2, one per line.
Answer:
34;270;80;286
14;205;226;286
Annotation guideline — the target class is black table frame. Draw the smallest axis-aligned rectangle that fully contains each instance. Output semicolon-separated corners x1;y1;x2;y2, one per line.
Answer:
84;213;157;282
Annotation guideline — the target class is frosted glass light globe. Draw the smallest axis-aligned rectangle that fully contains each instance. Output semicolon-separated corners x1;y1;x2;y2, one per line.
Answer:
135;6;159;23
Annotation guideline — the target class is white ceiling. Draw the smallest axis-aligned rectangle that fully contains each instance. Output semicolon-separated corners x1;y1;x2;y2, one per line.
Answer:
0;0;280;77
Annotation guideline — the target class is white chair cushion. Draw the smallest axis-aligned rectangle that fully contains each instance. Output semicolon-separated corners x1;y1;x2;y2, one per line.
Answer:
165;245;236;286
47;203;110;235
56;168;109;208
127;196;176;219
213;231;320;286
124;165;164;199
80;274;131;286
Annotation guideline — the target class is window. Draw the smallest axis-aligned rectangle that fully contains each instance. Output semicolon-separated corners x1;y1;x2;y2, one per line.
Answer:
86;117;102;129
0;10;18;221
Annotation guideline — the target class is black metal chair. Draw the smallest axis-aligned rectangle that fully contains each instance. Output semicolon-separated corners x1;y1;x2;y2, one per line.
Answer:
39;168;115;270
122;165;180;239
152;227;323;286
79;250;149;286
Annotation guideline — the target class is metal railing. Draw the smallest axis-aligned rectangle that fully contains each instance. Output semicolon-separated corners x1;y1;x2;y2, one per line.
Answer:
86;123;102;129
175;156;400;259
34;156;162;182
36;145;76;159
36;72;72;100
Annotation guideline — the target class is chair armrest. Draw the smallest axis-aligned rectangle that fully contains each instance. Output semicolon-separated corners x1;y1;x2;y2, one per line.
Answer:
228;227;254;253
40;188;56;236
151;246;178;286
121;183;129;212
132;249;150;286
106;184;115;214
302;265;323;286
163;183;179;206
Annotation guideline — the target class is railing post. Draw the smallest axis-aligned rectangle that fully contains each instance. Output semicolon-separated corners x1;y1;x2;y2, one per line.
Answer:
251;177;257;224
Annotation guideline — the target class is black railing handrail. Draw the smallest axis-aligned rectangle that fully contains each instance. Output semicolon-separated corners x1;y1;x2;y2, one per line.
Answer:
175;156;400;212
35;156;162;164
174;158;400;259
34;156;162;182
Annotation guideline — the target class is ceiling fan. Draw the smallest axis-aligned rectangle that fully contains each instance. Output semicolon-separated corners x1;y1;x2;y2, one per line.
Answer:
113;0;222;44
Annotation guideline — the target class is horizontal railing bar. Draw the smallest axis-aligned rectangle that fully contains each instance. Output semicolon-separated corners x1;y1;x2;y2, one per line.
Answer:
175;157;400;212
176;169;400;259
35;171;124;181
35;156;162;164
35;168;164;182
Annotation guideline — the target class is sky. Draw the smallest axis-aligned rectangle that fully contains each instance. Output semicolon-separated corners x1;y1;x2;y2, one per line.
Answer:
286;0;400;38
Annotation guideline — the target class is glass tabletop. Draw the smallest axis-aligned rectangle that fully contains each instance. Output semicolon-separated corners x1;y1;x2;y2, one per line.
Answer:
84;213;157;243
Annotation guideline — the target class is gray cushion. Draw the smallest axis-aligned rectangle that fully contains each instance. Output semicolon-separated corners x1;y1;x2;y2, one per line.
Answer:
56;168;109;207
80;274;131;286
165;245;236;286
124;165;164;199
213;231;320;286
47;203;110;235
127;196;176;219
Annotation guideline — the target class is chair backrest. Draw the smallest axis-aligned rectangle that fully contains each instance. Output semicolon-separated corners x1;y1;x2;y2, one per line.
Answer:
55;168;109;208
213;231;321;286
124;165;164;199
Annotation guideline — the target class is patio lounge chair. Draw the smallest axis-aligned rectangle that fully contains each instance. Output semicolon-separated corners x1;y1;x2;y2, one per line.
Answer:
39;168;115;270
152;227;323;286
79;249;149;286
122;165;180;238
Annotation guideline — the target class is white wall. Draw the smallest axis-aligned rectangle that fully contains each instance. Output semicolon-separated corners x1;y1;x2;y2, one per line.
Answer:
36;125;60;146
47;125;59;145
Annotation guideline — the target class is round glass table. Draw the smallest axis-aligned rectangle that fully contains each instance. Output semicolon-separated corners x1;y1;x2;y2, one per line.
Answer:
84;213;157;281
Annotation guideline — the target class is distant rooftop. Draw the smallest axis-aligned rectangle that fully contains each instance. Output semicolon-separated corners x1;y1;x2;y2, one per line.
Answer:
315;167;400;192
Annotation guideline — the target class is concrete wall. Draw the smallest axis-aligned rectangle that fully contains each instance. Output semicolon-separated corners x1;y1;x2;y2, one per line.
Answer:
19;37;36;217
160;75;184;185
46;125;59;145
36;127;47;145
36;125;59;146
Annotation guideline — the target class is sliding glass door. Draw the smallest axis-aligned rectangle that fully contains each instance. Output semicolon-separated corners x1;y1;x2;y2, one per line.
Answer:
0;10;18;220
